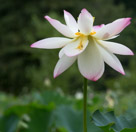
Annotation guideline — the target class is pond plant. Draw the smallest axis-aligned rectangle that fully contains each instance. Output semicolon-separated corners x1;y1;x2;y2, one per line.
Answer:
31;9;134;132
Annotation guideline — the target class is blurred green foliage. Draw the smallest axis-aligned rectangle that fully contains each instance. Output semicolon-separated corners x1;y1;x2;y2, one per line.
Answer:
0;0;136;95
0;90;136;132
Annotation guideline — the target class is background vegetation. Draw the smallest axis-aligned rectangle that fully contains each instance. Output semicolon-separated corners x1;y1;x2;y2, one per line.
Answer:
0;0;136;131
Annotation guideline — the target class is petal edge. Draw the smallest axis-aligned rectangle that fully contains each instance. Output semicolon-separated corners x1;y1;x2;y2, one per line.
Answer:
45;16;75;38
54;55;77;78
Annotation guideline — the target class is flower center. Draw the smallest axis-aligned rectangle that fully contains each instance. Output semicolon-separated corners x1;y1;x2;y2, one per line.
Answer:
76;39;84;50
75;32;84;36
90;30;96;35
75;30;96;37
75;33;85;50
75;30;96;50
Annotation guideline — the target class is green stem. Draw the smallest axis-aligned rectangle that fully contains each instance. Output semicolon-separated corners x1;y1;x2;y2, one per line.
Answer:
83;78;87;132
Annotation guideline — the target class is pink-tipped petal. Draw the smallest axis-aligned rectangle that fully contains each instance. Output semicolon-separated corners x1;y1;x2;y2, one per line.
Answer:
78;39;104;81
94;18;131;40
45;16;75;38
96;42;125;75
31;37;72;49
93;24;105;32
98;40;134;55
78;9;94;35
81;8;93;17
63;37;88;57
54;55;77;78
64;10;78;33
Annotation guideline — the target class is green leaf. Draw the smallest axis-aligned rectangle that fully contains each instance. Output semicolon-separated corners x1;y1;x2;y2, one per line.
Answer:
51;105;103;132
20;107;52;132
12;104;53;132
5;103;54;116
100;123;115;132
92;110;136;132
2;103;54;132
121;128;136;132
0;114;19;132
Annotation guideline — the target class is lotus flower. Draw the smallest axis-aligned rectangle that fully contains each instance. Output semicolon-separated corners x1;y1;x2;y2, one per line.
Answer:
31;9;134;81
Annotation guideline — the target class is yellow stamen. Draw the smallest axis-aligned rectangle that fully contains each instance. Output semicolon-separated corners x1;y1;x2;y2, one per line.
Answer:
77;41;83;50
90;31;96;35
75;32;81;35
75;32;86;50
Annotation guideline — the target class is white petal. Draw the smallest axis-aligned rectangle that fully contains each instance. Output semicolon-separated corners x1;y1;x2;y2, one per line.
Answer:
63;37;88;57
45;16;76;38
94;18;131;40
98;40;134;55
31;37;72;49
78;39;104;81
78;8;93;35
96;43;125;75
59;48;64;58
54;55;77;78
104;35;119;40
64;10;78;33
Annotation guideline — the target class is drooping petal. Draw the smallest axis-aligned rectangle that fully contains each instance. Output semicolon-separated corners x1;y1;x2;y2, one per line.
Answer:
59;48;64;58
96;42;125;75
93;24;105;32
98;40;134;55
63;37;88;57
78;8;94;35
64;10;78;33
31;37;72;49
94;18;131;40
54;55;77;78
104;35;119;40
78;39;104;81
45;16;76;38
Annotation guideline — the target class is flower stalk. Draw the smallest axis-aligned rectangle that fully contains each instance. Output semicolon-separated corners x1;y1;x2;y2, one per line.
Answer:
83;78;87;132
